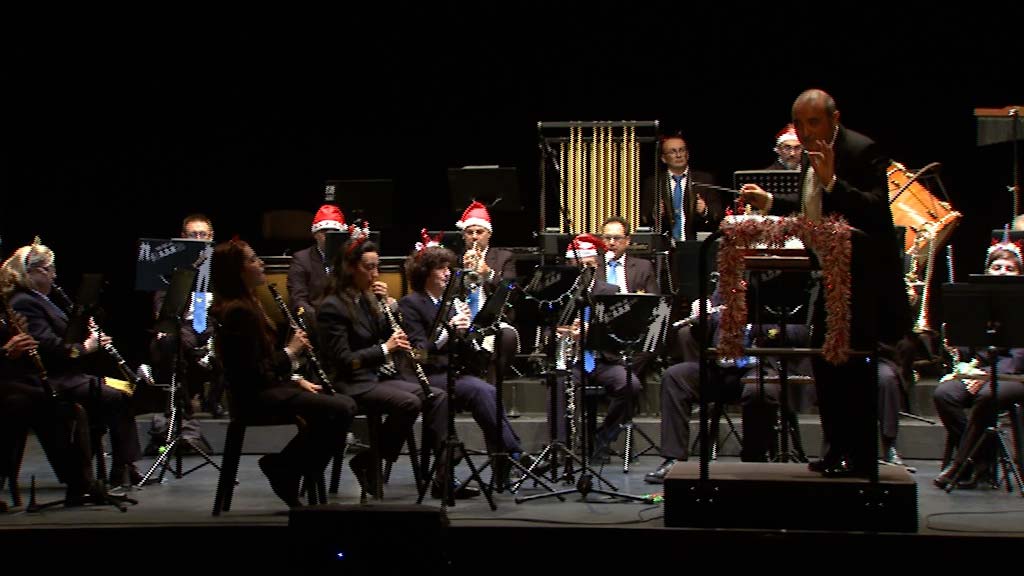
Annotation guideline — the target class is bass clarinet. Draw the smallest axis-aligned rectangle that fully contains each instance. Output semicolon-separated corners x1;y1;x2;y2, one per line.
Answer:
266;284;334;395
377;293;435;400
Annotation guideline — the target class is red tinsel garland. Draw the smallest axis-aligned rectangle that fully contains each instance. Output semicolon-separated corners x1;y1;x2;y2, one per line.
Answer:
717;216;852;365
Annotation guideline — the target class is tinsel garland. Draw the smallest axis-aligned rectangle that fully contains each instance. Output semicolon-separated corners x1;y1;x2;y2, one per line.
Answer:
717;215;852;364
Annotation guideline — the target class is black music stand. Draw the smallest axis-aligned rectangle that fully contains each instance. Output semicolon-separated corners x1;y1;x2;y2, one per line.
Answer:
323;230;382;267
589;293;672;472
324;179;396;229
744;264;817;463
448;166;522;214
509;266;586;501
733;170;801;200
135;238;211;292
138;268;221;487
942;280;1024;496
413;268;497;510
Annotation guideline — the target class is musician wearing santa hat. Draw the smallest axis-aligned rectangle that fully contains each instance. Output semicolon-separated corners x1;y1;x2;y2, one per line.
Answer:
555;233;644;464
455;201;518;385
287;204;347;323
769;123;803;171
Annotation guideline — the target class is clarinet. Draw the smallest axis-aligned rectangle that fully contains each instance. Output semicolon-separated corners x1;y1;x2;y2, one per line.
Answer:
88;317;152;393
377;293;435;399
265;284;334;395
0;290;56;399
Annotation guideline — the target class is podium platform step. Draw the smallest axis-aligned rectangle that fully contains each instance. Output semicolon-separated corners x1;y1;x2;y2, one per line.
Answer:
663;461;918;532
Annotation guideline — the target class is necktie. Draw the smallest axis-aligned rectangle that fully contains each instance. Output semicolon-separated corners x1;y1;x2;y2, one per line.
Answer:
466;288;480;319
672;175;685;240
192;292;207;333
583;306;595;373
606;260;619;288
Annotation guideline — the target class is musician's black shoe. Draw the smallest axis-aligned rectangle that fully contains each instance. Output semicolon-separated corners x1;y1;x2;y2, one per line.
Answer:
644;458;678;484
108;464;144;487
259;454;301;507
517;454;551;477
431;481;481;500
348;451;378;497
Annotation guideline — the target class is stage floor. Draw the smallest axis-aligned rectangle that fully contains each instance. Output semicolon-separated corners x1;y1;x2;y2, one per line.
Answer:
3;440;1022;538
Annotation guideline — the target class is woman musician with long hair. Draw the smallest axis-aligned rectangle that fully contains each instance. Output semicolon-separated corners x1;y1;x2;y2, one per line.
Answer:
317;238;477;499
1;241;142;487
210;239;355;508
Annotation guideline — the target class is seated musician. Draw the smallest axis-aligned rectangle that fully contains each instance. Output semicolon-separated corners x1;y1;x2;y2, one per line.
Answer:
318;237;478;499
552;234;645;463
1;241;142;486
398;236;531;481
455;201;518;384
644;293;811;483
210;239;355;507
0;310;105;504
933;241;1024;489
768;124;803;171
287;204;347;326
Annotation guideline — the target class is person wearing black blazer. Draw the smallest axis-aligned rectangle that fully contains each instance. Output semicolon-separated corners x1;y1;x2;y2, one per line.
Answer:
211;239;356;507
398;246;525;462
456;201;518;385
318;239;477;498
2;242;143;486
287;204;348;324
741;89;912;477
595;217;659;295
638;133;724;241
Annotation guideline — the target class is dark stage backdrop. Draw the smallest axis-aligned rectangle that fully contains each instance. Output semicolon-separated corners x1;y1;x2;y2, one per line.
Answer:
3;5;1021;366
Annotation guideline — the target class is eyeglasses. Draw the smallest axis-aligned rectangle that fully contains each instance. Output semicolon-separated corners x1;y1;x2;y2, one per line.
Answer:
663;148;687;156
32;264;55;274
185;231;213;240
778;144;802;153
601;235;627;242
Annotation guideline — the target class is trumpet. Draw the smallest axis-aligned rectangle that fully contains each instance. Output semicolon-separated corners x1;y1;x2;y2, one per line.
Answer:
377;292;435;400
463;240;483;287
266;284;334;394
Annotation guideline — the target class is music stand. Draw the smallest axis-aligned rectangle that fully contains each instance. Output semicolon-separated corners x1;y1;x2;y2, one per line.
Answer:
733;170;801;200
324;179;396;229
135;238;211;292
942;280;1024;495
589;293;672;472
744;263;818;463
448;166;522;213
138;268;221;487
323;230;382;267
976;106;1024;219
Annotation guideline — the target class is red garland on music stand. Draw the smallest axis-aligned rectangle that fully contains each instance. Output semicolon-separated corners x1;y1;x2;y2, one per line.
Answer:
717;215;852;364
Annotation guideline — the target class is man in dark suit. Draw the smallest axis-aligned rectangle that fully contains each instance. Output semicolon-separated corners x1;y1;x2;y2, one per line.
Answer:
638;133;723;241
741;89;911;476
456;201;517;384
596;217;659;295
287;204;347;323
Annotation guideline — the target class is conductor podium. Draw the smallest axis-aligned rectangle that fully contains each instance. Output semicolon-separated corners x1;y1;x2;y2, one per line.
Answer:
662;225;918;532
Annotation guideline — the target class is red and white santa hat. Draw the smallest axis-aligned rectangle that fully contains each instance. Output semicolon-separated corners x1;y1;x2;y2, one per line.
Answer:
456;201;492;232
775;124;799;147
565;233;607;259
311;204;346;233
988;226;1023;263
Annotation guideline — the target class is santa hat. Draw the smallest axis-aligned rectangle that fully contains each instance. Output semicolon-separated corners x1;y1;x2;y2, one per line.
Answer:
311;204;346;233
987;226;1023;263
456;201;492;232
414;228;444;253
775;124;799;146
565;233;606;259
